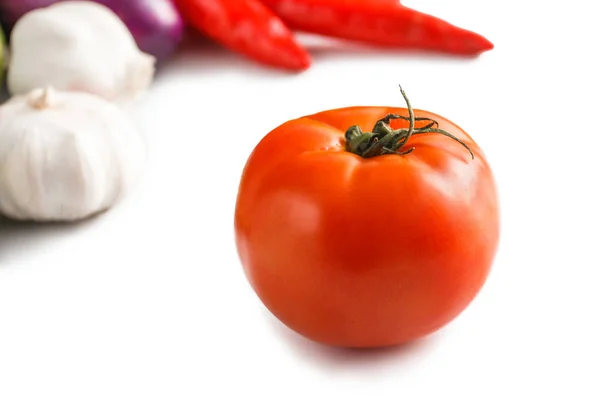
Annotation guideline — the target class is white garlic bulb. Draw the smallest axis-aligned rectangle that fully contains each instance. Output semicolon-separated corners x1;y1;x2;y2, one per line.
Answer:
0;87;146;222
7;1;156;102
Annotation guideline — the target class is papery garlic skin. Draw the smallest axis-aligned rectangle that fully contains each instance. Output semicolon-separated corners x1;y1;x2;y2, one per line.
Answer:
7;1;156;102
0;87;146;222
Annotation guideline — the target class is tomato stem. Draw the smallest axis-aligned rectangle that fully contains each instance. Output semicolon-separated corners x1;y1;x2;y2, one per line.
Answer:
344;86;475;159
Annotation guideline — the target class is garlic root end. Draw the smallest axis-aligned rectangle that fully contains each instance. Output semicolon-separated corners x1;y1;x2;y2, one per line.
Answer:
28;87;58;109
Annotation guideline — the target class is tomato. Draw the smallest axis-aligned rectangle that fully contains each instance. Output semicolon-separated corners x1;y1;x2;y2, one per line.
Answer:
234;89;499;348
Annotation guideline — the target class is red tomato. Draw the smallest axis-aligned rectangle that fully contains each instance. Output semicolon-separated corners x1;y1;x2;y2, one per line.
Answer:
234;91;499;348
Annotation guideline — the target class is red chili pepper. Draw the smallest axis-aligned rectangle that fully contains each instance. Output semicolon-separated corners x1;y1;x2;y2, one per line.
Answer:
174;0;311;71
260;0;493;56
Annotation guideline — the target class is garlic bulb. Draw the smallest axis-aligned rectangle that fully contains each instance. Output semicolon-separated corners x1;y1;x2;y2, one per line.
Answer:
0;87;146;222
7;1;156;102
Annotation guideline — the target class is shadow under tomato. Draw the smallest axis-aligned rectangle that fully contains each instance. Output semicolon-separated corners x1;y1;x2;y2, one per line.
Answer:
263;308;439;372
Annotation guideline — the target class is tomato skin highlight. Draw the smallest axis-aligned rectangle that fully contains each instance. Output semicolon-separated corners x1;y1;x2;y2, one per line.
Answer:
234;106;499;348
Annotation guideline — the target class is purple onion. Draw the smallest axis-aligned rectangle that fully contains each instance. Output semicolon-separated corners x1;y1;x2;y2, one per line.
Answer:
0;0;185;63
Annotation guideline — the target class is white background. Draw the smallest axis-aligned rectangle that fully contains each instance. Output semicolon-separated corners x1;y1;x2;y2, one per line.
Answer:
1;0;599;398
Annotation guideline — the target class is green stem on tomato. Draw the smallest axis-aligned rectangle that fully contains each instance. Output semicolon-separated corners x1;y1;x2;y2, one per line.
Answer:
344;86;475;159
